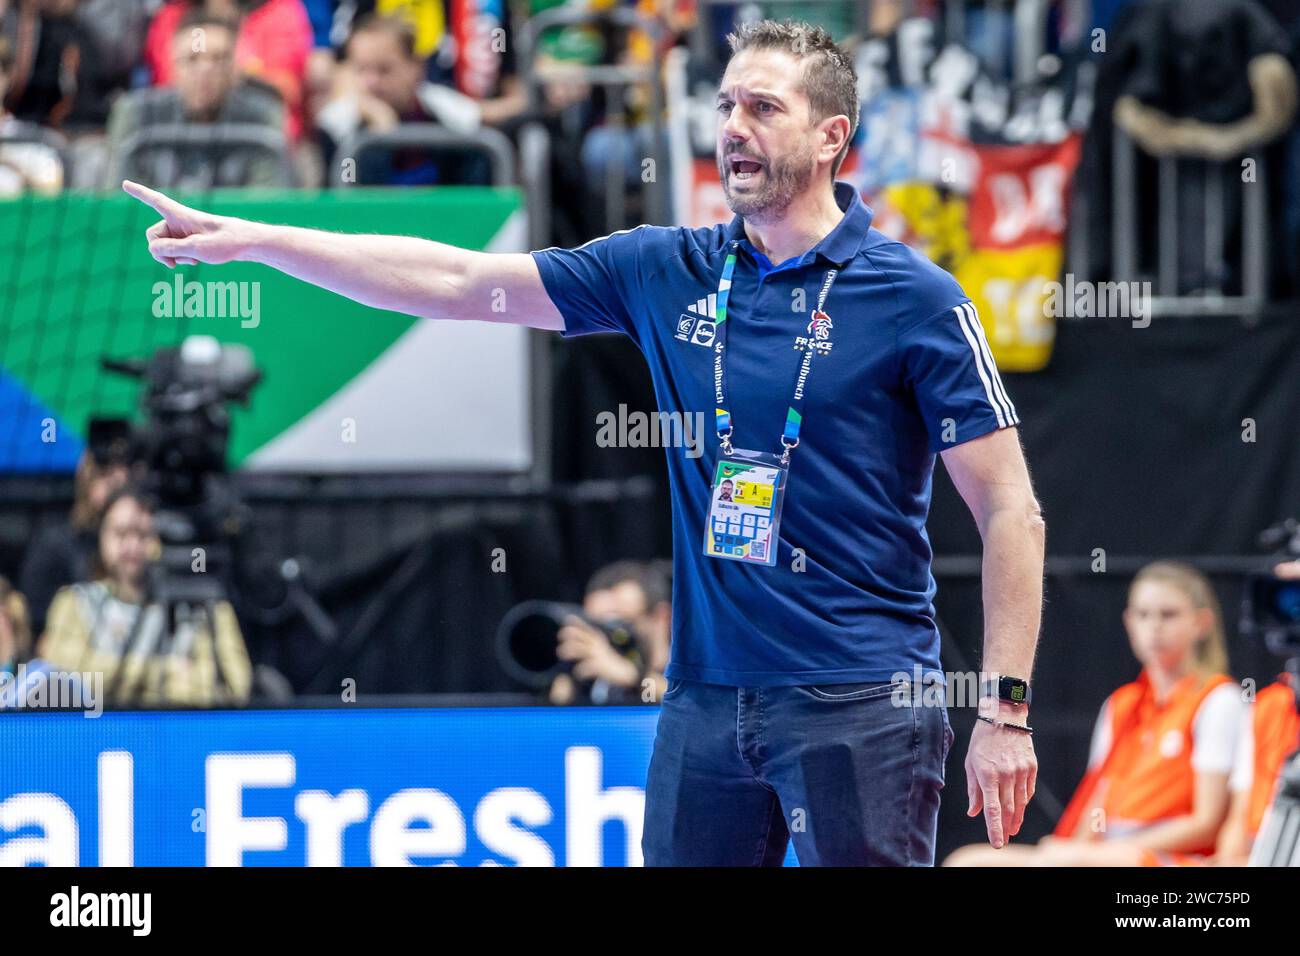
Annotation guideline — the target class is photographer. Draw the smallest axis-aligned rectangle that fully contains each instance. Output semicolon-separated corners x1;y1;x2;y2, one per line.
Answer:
37;485;252;708
548;560;671;706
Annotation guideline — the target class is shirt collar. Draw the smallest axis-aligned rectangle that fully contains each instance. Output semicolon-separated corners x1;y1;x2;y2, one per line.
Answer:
1136;668;1203;708
723;179;873;269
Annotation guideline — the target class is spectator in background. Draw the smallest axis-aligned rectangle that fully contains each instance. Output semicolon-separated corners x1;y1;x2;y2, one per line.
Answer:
144;0;312;140
0;575;31;677
1038;666;1298;868
0;32;62;193
549;559;672;706
1069;558;1300;868
535;0;697;235
0;573;102;712
38;486;253;708
75;0;148;99
0;0;116;129
0;574;61;709
1208;557;1300;864
1212;669;1298;864
19;447;128;639
946;561;1243;866
105;12;287;189
301;0;340;137
321;0;530;127
1079;0;1299;297
315;13;489;184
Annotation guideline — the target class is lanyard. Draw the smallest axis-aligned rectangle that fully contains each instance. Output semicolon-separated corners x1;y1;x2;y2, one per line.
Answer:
711;239;839;465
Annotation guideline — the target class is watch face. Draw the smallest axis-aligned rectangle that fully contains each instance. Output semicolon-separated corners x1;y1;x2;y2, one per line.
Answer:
1000;677;1029;703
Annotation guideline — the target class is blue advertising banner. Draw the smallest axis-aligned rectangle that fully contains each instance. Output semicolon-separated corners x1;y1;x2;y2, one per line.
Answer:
0;707;661;867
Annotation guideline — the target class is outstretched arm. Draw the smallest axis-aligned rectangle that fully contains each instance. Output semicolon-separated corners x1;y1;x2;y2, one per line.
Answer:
122;180;564;331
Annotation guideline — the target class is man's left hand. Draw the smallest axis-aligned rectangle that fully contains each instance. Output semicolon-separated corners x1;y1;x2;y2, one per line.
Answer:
965;702;1038;848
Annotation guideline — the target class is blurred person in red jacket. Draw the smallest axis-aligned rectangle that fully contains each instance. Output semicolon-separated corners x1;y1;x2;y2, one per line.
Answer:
143;0;311;140
107;11;287;188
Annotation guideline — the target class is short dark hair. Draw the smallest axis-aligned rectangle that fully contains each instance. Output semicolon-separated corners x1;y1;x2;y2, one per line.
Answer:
347;13;420;62
726;19;860;180
587;560;670;612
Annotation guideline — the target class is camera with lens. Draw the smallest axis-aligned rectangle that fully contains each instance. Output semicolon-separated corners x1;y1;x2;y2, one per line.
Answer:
495;600;643;689
94;335;260;509
91;336;265;603
1240;518;1300;658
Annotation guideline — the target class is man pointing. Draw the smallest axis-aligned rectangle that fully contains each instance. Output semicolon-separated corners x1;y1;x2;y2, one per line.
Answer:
126;18;1045;866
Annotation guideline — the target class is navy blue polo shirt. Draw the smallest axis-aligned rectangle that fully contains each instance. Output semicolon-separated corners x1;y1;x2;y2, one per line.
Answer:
531;180;1020;687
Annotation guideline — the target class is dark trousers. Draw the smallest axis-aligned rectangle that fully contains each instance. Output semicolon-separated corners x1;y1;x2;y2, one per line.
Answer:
643;678;953;866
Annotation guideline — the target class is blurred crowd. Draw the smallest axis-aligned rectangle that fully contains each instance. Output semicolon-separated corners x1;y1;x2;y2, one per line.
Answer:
0;0;710;244
5;0;1300;259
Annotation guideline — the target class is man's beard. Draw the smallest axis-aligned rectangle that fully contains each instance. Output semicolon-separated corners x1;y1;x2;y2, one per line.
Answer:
718;142;817;223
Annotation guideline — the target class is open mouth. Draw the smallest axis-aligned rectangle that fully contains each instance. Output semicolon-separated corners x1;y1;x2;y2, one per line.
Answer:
729;158;764;181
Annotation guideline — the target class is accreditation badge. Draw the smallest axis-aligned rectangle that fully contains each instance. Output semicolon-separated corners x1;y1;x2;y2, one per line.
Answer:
702;447;788;567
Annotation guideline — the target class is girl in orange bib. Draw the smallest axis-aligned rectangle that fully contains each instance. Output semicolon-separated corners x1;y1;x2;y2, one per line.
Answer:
946;561;1242;866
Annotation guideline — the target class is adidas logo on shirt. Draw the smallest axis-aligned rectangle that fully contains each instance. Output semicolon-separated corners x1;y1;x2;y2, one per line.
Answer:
675;294;718;346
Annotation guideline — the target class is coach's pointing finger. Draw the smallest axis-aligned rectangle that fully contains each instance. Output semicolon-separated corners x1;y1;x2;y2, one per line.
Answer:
122;179;188;220
129;186;253;266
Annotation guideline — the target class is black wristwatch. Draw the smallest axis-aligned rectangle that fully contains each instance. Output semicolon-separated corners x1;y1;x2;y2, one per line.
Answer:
980;675;1032;706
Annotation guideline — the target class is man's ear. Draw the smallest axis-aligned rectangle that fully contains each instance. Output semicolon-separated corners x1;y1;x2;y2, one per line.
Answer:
820;113;852;166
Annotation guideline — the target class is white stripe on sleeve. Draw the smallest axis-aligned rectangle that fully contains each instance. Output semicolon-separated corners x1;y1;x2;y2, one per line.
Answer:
961;302;1019;425
952;304;1008;428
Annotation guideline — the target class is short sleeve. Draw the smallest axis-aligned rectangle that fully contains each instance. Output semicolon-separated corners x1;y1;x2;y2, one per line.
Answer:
530;226;647;340
1229;703;1255;793
1087;698;1112;770
900;300;1020;452
1191;683;1246;774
